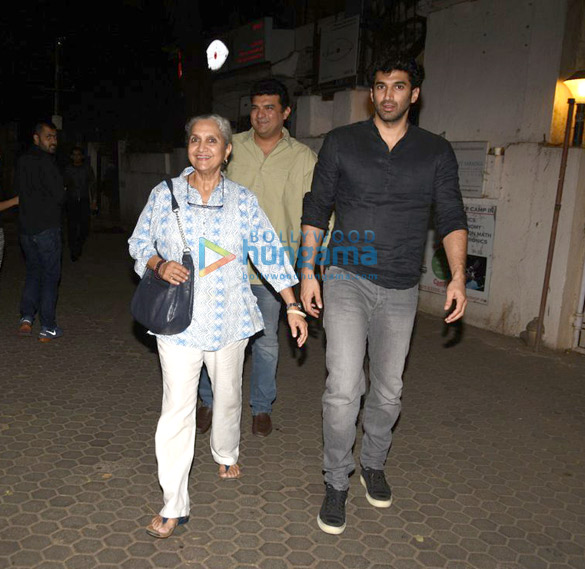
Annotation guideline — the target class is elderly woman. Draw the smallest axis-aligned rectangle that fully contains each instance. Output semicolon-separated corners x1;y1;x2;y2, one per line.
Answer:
129;114;308;539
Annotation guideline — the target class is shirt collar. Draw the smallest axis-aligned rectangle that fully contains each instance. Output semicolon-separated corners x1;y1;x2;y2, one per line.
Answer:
31;145;55;159
368;116;414;146
244;127;293;149
181;167;225;206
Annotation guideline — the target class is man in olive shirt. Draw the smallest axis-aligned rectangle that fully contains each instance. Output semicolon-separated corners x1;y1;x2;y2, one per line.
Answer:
197;79;316;437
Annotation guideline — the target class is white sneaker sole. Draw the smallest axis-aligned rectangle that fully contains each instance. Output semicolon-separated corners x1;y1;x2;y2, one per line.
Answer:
360;475;393;508
317;514;346;535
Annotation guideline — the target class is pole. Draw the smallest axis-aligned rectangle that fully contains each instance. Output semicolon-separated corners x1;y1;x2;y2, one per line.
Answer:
573;103;585;146
54;38;62;117
534;98;575;351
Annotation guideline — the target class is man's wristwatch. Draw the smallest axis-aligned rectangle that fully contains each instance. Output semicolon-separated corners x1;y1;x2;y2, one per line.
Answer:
286;302;303;310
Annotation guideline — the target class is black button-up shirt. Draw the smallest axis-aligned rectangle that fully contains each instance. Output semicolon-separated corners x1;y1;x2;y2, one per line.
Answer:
302;119;468;289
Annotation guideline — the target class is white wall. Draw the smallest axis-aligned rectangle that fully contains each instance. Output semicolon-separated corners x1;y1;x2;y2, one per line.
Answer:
296;88;372;152
266;29;295;63
419;0;585;349
417;145;585;348
421;0;566;145
119;147;188;227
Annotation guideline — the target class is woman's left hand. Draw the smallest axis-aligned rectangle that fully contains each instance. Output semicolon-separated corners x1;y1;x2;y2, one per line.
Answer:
159;260;190;285
287;313;308;347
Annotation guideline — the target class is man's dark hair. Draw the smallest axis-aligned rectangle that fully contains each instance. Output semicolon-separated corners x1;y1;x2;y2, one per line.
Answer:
250;78;290;110
33;121;57;136
71;145;84;154
368;56;425;89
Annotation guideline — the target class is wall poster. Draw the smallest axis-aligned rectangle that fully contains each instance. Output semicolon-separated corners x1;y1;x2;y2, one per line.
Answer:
318;15;360;84
420;201;496;304
451;141;489;198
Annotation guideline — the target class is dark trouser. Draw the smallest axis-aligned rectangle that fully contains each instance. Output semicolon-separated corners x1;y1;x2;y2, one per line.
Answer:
19;227;62;328
67;199;90;259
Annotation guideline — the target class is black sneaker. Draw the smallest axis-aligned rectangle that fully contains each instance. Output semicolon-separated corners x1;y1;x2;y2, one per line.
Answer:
360;467;392;508
38;326;64;343
317;484;348;535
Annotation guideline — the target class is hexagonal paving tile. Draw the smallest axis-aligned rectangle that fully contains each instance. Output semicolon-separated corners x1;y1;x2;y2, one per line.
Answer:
1;227;584;569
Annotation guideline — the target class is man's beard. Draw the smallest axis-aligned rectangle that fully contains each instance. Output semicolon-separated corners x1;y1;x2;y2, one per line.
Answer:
375;103;409;123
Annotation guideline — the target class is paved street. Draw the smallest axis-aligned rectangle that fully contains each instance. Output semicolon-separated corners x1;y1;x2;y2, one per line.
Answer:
1;215;584;569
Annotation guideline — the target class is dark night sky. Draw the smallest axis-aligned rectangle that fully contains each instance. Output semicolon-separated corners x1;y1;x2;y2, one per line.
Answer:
2;1;180;142
0;0;301;146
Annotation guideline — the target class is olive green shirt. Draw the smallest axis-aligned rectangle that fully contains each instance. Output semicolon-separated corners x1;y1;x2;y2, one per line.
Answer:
227;127;317;285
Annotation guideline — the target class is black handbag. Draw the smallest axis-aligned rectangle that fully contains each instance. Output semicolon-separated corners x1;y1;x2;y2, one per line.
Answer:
130;178;195;335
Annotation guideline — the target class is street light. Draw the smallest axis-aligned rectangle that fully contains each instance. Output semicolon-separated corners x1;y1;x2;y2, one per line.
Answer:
534;71;585;351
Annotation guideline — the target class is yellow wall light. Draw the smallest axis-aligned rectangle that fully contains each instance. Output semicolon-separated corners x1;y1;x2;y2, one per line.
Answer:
563;71;585;103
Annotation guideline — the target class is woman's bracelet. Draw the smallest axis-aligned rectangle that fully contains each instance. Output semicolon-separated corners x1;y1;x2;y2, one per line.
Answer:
287;309;306;318
153;259;166;280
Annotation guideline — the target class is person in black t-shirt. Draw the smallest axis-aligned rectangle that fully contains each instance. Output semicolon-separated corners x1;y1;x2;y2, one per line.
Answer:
64;146;96;262
15;121;65;341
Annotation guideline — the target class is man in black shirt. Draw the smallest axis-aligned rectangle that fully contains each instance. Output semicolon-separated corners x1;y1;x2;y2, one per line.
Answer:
15;121;65;341
64;146;96;262
301;57;468;534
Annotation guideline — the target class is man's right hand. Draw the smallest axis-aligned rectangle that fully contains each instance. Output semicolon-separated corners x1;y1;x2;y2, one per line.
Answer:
300;273;323;318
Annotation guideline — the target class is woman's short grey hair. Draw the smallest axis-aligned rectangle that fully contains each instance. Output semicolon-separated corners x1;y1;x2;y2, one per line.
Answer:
184;114;232;147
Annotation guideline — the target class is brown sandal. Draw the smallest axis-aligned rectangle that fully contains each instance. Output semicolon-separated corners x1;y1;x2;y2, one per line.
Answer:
146;515;189;538
218;464;241;480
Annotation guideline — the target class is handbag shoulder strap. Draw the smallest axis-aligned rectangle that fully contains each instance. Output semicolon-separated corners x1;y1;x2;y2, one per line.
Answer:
164;177;190;254
165;177;179;210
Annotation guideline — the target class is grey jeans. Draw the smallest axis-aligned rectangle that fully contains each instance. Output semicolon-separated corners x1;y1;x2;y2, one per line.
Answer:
322;266;418;490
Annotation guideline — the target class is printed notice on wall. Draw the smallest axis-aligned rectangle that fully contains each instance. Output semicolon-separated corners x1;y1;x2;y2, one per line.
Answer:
318;15;360;84
419;201;496;304
451;141;489;198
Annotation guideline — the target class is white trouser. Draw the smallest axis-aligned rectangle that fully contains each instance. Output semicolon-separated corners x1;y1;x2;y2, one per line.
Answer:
155;338;248;518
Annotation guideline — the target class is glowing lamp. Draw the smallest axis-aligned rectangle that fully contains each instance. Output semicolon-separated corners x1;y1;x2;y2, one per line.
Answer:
206;40;229;71
563;71;585;103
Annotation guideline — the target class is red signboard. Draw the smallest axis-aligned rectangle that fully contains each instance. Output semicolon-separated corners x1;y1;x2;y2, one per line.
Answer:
232;19;268;69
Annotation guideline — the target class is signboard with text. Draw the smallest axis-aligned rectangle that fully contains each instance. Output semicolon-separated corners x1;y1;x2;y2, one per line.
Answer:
233;19;266;68
218;18;270;72
451;141;489;198
419;201;496;304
